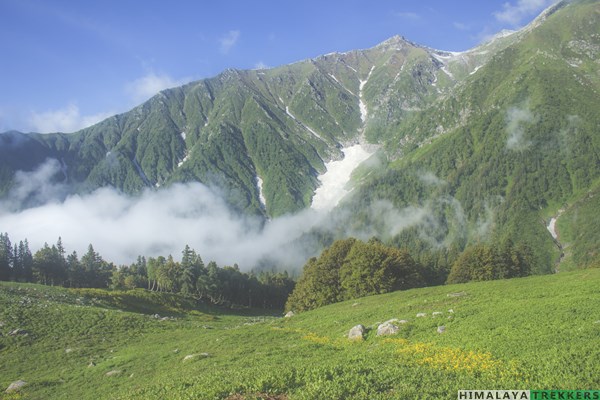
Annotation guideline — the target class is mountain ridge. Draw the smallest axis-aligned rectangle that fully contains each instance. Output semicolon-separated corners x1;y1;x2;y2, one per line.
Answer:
1;0;599;270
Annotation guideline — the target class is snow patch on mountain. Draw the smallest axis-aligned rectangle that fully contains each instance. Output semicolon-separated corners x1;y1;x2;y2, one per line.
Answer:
177;154;189;168
256;176;267;209
547;208;565;240
359;66;375;124
311;144;374;211
285;106;324;140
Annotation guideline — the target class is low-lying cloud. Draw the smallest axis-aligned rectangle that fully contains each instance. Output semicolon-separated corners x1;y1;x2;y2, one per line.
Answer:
126;72;188;105
506;103;535;150
0;177;323;269
0;159;463;270
494;0;558;26
30;104;113;133
219;30;240;55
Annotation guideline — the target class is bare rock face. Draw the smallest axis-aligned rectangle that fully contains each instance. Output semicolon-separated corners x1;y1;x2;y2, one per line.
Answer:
5;380;27;393
377;322;400;337
348;324;366;340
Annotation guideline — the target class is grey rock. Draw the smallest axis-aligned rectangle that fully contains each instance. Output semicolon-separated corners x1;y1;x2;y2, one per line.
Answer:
377;322;400;337
432;311;443;317
447;291;467;297
8;328;28;336
284;311;295;318
348;324;366;340
416;313;427;318
5;380;27;393
437;326;446;334
105;370;121;376
183;353;210;362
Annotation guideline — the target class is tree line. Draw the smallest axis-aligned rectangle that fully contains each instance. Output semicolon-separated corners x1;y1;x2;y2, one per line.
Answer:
0;233;294;309
286;237;535;312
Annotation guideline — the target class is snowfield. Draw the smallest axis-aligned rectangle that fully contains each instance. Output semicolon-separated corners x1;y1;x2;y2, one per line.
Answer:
311;144;374;211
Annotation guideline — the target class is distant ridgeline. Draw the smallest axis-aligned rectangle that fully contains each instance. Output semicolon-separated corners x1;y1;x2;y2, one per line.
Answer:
1;0;599;276
0;233;294;310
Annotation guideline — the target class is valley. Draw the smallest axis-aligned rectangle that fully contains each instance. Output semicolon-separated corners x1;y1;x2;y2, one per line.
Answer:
1;1;600;398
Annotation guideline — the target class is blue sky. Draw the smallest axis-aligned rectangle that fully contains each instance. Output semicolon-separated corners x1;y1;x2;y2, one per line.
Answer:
0;0;557;133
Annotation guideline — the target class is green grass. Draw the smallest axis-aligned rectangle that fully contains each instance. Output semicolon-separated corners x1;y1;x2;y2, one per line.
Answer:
1;269;599;399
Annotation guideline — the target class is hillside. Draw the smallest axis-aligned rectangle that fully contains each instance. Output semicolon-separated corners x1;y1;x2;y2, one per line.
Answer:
1;269;599;399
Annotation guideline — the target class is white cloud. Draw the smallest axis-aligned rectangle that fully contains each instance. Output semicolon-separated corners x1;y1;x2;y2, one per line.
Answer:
219;30;240;54
0;177;325;269
506;103;535;150
126;72;186;104
0;158;440;269
253;61;270;70
494;0;557;26
30;104;113;133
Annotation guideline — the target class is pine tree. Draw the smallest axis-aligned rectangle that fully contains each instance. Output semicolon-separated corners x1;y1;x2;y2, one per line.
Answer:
0;233;13;281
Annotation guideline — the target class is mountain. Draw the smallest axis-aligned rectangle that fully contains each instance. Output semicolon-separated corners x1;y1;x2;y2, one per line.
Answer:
0;21;517;217
1;0;599;270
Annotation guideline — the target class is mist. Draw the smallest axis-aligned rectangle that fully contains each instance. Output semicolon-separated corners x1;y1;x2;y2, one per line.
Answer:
0;180;325;269
0;157;464;269
506;102;535;150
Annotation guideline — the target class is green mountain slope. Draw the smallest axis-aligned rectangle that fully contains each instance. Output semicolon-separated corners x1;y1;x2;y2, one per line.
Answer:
0;1;599;269
0;30;506;217
340;0;600;271
1;269;599;399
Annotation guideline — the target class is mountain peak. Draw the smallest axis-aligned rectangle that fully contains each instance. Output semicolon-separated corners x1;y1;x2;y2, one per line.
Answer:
375;35;413;49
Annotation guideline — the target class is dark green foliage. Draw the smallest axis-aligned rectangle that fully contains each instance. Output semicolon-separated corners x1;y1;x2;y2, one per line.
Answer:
446;241;533;284
0;233;12;281
286;238;425;312
0;232;293;310
285;238;356;312
340;240;423;299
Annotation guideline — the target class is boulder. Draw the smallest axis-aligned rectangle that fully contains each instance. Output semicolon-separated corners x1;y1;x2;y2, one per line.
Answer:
447;291;467;297
432;312;443;317
377;322;400;337
183;353;210;361
437;326;446;334
8;328;28;336
284;311;295;318
416;313;427;318
5;380;27;393
348;324;366;340
105;370;121;377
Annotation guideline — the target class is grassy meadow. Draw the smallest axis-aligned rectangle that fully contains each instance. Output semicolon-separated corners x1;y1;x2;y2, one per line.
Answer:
1;268;599;399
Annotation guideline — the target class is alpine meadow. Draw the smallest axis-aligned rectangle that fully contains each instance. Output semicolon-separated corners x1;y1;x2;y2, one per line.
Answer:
1;1;600;399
